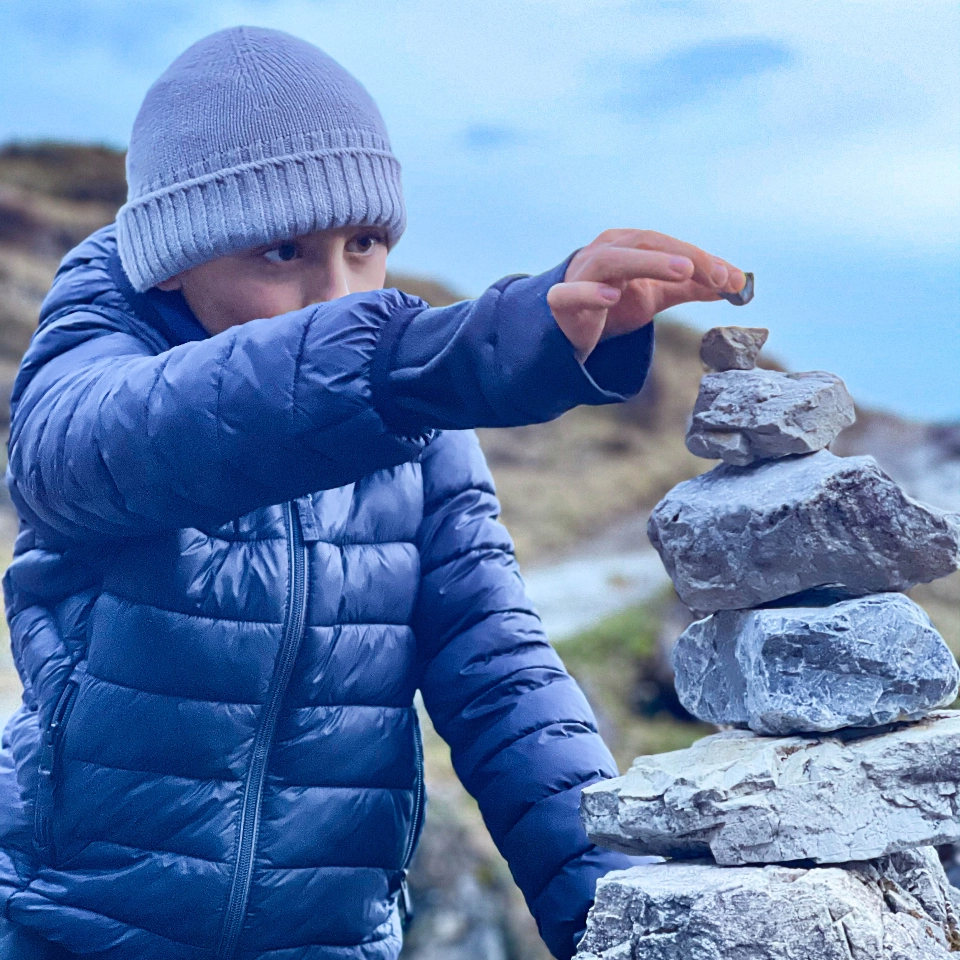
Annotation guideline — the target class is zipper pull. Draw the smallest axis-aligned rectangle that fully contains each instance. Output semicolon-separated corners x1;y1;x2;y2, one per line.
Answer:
399;871;414;931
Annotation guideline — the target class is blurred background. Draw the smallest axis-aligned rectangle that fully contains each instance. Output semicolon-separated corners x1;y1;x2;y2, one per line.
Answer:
1;2;958;957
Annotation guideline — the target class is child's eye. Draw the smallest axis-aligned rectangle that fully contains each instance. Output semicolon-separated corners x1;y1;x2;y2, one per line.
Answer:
263;242;301;263
348;232;386;254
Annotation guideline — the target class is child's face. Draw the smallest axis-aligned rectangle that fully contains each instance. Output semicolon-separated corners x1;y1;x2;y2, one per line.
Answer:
155;225;389;335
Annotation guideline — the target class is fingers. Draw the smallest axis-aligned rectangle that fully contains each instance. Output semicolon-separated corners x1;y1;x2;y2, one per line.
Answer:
644;276;735;313
546;281;623;361
554;229;751;352
573;229;746;294
568;246;696;287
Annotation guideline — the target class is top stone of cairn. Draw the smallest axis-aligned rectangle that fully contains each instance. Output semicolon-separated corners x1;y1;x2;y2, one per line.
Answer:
700;326;769;371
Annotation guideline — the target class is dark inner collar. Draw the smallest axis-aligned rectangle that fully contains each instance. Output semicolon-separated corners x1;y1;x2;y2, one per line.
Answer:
106;247;210;347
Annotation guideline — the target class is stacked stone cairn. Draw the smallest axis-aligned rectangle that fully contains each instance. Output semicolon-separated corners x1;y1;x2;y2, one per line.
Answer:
576;327;960;959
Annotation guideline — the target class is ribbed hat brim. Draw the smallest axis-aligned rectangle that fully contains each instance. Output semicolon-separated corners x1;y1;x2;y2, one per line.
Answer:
117;147;406;293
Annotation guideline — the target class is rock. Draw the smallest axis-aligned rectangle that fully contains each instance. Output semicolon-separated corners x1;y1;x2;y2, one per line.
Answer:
699;325;769;370
685;369;856;465
672;593;960;735
718;271;755;306
575;847;960;960
646;449;960;613
580;711;960;865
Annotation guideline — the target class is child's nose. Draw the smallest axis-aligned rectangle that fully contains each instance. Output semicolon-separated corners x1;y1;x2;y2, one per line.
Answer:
305;261;351;305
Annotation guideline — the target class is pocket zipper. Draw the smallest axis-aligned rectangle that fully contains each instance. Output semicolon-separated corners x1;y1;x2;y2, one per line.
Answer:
35;678;80;854
398;713;425;931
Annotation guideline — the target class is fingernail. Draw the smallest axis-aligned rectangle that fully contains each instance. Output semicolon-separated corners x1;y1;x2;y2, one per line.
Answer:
711;262;729;285
670;256;692;275
599;285;620;302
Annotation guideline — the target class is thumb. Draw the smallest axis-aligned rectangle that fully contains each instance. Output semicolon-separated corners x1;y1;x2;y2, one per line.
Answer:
546;281;622;362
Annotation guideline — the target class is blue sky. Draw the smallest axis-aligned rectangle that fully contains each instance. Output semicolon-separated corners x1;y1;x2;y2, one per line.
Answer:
3;0;958;419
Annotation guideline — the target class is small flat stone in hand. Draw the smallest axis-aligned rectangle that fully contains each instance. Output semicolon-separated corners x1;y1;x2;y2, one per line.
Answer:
718;271;755;306
700;325;769;371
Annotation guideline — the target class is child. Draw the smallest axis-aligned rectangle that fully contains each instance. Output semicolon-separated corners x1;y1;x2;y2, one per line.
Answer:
0;26;745;960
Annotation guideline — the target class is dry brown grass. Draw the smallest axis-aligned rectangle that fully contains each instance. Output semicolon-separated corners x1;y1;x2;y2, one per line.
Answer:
0;141;127;206
477;409;706;564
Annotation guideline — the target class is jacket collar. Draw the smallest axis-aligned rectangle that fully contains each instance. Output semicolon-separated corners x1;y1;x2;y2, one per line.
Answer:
106;243;210;347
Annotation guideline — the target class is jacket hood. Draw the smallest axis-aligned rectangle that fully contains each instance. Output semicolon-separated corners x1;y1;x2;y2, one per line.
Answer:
38;222;209;347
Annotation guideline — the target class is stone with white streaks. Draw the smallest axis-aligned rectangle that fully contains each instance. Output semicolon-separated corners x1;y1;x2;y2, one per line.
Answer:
672;593;960;735
646;449;960;613
575;847;960;960
580;711;960;865
684;369;856;465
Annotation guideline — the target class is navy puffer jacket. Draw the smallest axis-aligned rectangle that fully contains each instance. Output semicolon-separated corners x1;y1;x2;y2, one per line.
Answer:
0;224;653;959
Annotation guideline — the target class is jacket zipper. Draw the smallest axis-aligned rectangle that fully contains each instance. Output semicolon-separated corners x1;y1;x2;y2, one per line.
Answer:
398;712;425;930
34;678;80;856
216;502;309;960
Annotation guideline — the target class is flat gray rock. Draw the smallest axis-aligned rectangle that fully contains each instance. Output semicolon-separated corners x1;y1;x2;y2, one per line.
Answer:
700;325;769;370
580;711;960;865
576;847;960;960
647;449;960;612
673;593;960;735
685;369;856;465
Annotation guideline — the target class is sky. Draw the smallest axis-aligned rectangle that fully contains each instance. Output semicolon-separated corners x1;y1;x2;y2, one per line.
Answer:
2;0;959;419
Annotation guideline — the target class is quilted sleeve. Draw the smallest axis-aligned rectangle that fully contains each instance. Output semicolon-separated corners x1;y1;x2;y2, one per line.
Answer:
413;430;651;960
6;290;437;543
372;255;654;434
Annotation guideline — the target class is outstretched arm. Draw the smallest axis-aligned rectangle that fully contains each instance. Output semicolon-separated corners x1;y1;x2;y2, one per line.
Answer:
9;226;739;545
413;431;647;960
7;254;652;545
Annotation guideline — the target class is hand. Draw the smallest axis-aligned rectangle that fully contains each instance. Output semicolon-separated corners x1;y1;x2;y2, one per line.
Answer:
546;229;747;362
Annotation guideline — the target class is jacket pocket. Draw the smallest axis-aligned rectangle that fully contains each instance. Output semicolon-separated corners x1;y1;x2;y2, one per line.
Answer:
33;677;80;862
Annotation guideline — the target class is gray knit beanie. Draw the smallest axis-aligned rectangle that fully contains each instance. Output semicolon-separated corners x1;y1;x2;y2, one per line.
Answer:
116;25;406;292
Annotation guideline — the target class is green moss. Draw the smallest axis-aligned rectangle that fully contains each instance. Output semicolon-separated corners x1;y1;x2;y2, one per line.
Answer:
560;594;664;668
554;587;712;766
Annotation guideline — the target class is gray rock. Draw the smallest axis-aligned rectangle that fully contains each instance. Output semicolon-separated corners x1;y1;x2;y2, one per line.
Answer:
575;847;960;960
673;593;960;735
685;369;856;465
646;449;960;612
580;711;960;865
700;325;769;370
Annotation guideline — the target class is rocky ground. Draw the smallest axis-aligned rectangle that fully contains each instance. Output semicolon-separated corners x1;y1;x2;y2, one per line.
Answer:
0;140;957;959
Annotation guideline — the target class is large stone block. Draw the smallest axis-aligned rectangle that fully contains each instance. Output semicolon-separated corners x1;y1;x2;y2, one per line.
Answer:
685;369;856;465
581;712;960;865
673;593;960;735
576;847;960;960
646;449;960;612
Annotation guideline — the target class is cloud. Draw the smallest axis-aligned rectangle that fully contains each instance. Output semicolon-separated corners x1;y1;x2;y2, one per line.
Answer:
460;124;525;151
8;0;202;67
606;36;795;115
